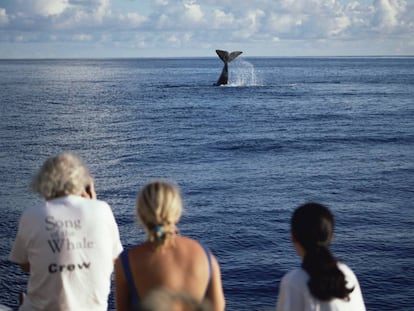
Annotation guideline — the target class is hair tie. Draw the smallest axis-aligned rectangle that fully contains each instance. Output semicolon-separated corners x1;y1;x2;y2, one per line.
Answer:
154;225;165;240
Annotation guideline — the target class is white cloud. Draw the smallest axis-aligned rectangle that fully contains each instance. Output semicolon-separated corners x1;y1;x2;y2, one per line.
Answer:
329;16;351;36
155;0;169;6
72;33;92;41
0;8;9;26
10;0;70;17
0;0;413;57
156;13;170;29
167;34;180;45
94;0;111;21
212;9;234;28
125;12;147;27
231;9;266;39
372;0;406;31
34;0;69;16
183;0;204;23
247;9;265;31
150;0;206;29
100;33;111;42
267;13;302;34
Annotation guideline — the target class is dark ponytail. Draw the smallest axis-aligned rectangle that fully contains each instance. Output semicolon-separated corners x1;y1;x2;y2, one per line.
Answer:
291;203;354;301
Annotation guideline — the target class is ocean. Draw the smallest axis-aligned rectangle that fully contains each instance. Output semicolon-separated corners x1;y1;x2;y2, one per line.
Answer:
0;57;413;310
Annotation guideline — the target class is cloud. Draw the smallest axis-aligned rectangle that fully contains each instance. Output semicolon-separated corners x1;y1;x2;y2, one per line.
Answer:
212;9;235;28
0;8;9;26
24;0;70;17
125;12;147;27
267;12;303;34
72;33;92;41
183;0;204;23
372;0;406;31
0;0;413;57
329;16;351;36
234;9;265;39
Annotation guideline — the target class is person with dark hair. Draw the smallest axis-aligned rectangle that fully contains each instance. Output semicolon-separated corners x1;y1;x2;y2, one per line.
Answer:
114;180;225;311
276;202;366;311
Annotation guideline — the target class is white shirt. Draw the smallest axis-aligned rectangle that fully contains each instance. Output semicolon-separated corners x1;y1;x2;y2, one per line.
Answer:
276;262;366;311
9;196;123;311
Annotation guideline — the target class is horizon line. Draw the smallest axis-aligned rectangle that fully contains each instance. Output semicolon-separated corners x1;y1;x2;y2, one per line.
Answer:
1;55;413;61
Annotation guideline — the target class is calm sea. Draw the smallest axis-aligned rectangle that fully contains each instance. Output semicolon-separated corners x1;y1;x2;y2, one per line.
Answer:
0;57;413;310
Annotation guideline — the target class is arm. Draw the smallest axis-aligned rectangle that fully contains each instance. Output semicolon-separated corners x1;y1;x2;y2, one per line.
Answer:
207;254;225;311
9;213;30;273
114;257;131;311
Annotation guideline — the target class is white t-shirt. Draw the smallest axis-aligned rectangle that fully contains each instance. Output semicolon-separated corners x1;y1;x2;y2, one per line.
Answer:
276;262;366;311
9;195;123;311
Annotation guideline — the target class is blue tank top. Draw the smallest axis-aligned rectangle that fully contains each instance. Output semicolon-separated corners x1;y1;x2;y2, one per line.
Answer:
120;242;213;308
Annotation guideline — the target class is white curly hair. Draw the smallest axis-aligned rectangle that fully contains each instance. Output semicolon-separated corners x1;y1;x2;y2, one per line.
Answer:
31;152;92;200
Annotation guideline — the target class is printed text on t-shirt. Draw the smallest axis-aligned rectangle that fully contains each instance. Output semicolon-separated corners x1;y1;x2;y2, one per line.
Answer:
45;216;94;253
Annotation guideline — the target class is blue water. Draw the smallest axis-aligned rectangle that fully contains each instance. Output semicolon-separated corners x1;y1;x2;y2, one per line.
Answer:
0;57;413;310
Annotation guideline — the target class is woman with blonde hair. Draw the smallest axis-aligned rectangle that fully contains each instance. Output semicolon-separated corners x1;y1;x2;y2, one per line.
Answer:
115;180;225;311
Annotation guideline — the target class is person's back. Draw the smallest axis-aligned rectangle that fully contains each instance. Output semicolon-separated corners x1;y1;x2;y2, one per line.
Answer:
115;180;225;311
277;262;364;311
139;287;212;311
275;202;366;311
9;152;123;311
125;236;213;301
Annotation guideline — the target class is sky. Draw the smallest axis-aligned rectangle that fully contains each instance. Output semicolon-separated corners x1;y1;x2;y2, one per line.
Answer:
0;0;413;58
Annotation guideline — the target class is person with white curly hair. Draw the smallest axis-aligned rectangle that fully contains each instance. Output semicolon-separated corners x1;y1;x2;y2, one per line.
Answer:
9;152;123;311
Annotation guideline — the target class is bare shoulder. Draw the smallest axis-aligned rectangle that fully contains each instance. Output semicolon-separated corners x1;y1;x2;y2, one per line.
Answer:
174;236;210;255
127;242;152;257
175;236;202;246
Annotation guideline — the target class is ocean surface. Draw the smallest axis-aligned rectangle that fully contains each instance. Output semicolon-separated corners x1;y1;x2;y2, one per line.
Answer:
0;57;413;310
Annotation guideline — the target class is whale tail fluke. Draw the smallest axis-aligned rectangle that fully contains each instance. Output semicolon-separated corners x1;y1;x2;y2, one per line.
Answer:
216;50;243;63
214;50;243;86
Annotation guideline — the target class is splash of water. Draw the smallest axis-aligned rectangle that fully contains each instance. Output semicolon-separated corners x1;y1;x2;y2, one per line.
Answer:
229;59;260;86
